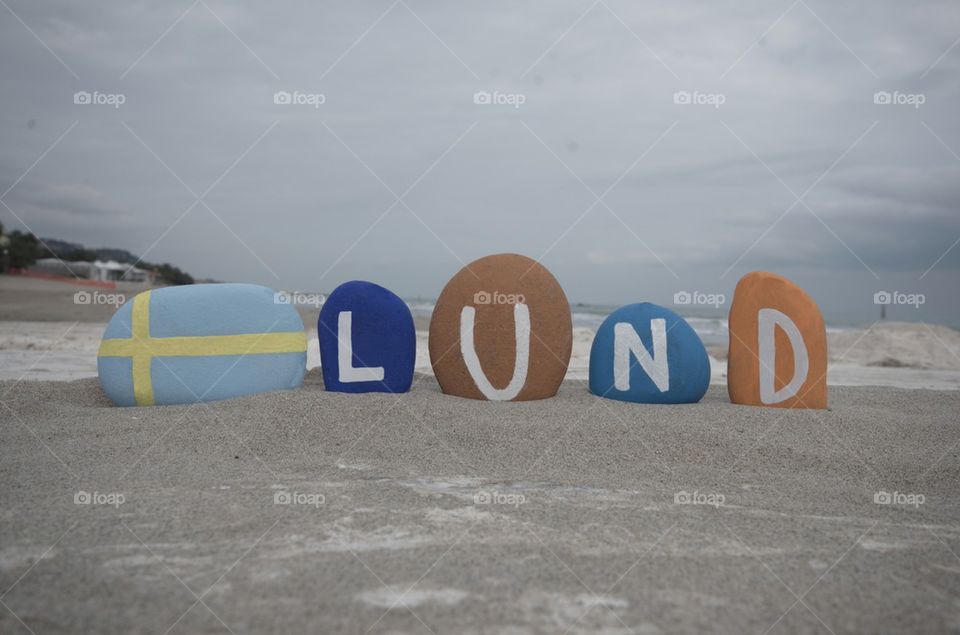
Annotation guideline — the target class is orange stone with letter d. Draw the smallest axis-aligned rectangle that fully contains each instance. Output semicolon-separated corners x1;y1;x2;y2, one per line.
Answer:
429;253;572;401
727;271;827;409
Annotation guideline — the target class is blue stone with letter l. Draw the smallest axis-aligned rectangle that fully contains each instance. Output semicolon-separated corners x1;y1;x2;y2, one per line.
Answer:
318;280;415;393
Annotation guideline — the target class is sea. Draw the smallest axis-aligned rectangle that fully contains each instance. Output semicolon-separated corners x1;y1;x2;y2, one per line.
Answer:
407;299;731;348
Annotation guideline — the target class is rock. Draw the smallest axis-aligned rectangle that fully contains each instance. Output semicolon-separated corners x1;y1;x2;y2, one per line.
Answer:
589;303;710;404
97;284;306;406
318;280;415;393
428;253;572;401
727;271;827;409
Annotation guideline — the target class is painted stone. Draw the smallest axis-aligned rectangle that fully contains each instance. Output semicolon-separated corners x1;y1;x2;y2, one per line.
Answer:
318;280;415;393
428;253;572;401
97;284;306;406
727;271;827;409
589;303;710;404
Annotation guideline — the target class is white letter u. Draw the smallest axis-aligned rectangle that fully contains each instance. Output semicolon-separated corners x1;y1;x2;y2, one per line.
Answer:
460;303;530;401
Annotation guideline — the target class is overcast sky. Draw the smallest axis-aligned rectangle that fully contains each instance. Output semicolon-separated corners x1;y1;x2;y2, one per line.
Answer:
1;0;958;324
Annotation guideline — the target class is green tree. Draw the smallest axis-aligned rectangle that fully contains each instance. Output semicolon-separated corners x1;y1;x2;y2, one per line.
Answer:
65;248;97;262
8;231;42;269
0;222;7;272
138;261;193;285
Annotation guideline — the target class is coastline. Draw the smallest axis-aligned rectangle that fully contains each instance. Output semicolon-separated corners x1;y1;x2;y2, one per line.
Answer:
2;275;959;389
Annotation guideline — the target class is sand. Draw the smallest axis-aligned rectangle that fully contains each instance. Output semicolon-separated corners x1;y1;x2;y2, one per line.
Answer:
0;274;150;323
1;373;959;634
829;322;960;370
3;273;960;632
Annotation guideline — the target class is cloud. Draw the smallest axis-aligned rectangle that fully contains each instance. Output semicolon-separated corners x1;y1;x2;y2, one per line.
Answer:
0;0;958;322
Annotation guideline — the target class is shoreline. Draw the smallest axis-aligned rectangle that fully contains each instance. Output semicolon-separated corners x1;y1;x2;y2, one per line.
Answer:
2;274;959;390
3;319;959;390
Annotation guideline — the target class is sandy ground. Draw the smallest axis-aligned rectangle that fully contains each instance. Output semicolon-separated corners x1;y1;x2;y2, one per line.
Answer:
1;374;959;634
0;274;151;322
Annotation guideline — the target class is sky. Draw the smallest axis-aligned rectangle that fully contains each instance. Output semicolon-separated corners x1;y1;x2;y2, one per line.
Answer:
1;0;958;325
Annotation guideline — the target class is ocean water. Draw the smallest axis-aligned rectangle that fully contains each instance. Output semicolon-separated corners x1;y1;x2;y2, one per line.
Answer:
287;294;855;350
3;313;959;389
410;300;742;349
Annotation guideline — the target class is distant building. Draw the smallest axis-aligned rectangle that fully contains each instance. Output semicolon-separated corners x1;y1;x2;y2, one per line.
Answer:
29;258;154;283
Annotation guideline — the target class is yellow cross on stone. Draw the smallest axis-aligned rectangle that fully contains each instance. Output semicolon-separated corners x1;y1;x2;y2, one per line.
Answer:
97;291;307;406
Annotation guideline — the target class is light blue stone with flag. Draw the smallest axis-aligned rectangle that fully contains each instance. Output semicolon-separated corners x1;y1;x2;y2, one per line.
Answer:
97;283;307;406
589;302;710;404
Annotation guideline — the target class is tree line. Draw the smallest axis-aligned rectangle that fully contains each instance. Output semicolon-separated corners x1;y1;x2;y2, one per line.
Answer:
0;222;194;285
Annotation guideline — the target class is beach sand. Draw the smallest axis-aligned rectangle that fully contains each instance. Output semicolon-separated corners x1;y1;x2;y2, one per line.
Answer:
2;373;960;634
2;274;960;632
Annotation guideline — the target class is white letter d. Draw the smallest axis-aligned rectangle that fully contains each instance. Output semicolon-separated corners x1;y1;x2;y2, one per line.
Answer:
758;308;808;404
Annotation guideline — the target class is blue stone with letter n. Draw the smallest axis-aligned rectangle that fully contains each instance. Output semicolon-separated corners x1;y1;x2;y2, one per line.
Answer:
589;302;710;404
318;280;416;393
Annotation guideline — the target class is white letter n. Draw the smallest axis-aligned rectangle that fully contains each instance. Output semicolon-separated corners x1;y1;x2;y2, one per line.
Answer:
614;319;669;392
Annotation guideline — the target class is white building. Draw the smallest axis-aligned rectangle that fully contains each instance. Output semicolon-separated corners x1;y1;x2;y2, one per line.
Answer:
30;258;153;283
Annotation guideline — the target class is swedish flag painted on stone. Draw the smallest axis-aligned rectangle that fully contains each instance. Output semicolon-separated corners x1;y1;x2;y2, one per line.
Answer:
97;284;307;406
